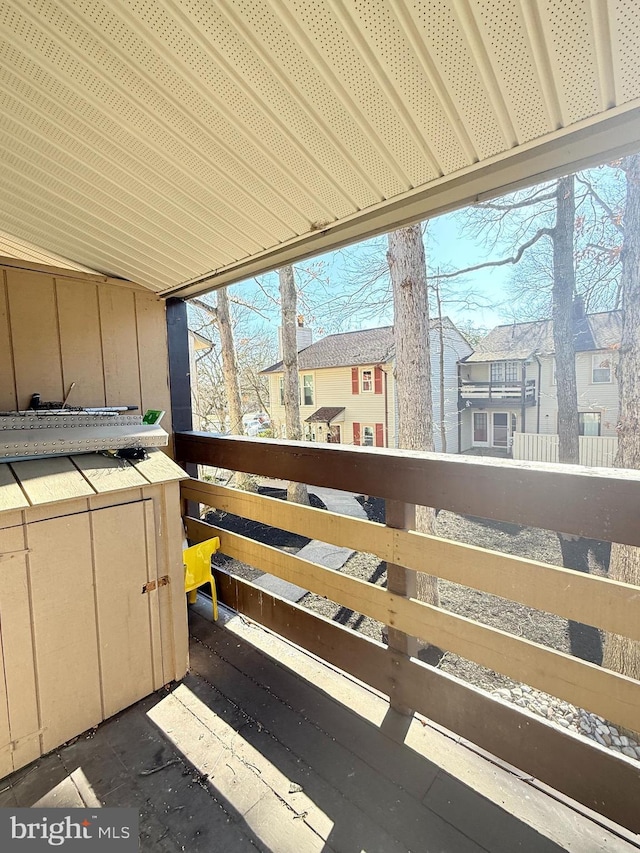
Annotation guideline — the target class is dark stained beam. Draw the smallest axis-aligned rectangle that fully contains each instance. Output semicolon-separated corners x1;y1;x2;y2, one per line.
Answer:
176;433;640;545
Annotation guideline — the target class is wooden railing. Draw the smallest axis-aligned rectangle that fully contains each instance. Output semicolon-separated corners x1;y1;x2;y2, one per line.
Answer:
460;378;536;403
176;432;640;832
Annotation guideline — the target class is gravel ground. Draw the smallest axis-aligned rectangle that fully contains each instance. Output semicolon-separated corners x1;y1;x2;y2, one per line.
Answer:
208;493;640;757
211;498;610;696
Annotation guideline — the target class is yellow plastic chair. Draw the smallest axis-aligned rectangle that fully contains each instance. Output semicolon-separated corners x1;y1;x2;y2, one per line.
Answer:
183;537;220;621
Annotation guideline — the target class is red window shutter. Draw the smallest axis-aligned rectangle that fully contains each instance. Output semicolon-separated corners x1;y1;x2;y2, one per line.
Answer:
375;423;384;447
353;422;361;445
374;366;383;394
351;367;359;394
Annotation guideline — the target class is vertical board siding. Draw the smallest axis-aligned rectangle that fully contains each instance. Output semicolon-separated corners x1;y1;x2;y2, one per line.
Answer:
0;273;16;411
6;270;64;409
135;291;172;435
98;286;142;411
92;502;156;719
0;263;170;428
0;525;40;771
27;513;103;752
143;499;165;690
56;278;106;408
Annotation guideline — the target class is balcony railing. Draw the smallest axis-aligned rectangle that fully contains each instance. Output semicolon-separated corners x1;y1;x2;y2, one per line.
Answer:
460;378;536;405
175;431;640;834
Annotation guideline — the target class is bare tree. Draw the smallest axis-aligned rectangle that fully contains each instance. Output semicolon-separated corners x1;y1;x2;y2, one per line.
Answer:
215;288;244;436
603;153;640;679
387;225;439;607
552;176;580;465
278;265;310;505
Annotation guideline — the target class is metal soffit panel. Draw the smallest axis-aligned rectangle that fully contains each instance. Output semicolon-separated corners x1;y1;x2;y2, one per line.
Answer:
0;1;639;297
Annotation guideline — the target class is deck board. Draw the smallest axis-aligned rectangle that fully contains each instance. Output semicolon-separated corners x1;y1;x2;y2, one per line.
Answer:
1;613;638;853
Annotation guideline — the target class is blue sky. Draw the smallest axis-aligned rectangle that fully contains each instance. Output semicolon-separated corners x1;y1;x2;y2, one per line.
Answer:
226;161;625;345
231;206;513;342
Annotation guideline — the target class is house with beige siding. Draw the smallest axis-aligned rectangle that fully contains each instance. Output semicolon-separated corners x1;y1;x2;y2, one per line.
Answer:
459;308;622;459
262;320;472;452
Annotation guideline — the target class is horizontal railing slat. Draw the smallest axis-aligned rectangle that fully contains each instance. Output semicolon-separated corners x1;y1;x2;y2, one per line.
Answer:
175;432;640;545
186;516;640;732
182;479;640;641
208;568;640;834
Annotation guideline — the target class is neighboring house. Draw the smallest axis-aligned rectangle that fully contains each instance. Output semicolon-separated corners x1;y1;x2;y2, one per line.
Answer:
262;320;472;452
458;307;622;453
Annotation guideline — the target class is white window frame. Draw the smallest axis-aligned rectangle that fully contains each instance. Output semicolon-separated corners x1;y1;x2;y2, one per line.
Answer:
279;376;284;405
578;411;601;436
362;425;375;446
361;369;373;392
491;361;519;383
302;374;314;406
592;354;612;384
551;358;556;385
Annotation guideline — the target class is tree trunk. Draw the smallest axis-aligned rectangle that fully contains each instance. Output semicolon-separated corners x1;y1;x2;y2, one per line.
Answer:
278;266;310;505
552;175;580;465
217;288;244;436
435;278;447;453
603;153;640;679
216;288;257;491
387;226;438;606
551;176;601;661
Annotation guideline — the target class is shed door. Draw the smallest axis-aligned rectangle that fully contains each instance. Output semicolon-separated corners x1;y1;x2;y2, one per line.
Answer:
13;500;161;754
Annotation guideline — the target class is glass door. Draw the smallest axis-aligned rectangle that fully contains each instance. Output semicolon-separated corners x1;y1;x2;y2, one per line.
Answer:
492;412;509;447
473;412;488;444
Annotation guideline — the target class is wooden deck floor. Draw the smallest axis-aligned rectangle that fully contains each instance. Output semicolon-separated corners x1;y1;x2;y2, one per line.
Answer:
2;605;639;852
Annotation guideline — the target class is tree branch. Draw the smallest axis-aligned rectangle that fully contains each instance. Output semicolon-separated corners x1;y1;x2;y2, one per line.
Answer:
476;191;556;212
433;227;554;280
575;176;624;234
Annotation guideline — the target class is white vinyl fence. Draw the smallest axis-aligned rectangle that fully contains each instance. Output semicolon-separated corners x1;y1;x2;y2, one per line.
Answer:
512;433;619;467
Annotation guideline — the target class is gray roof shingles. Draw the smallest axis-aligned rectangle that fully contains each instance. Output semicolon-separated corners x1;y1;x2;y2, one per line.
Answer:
465;311;622;363
261;326;395;374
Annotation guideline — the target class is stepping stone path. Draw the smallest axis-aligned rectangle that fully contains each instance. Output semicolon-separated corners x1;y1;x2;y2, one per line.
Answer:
253;486;366;602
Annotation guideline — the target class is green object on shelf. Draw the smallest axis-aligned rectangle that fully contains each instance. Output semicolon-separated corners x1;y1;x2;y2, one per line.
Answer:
142;409;165;425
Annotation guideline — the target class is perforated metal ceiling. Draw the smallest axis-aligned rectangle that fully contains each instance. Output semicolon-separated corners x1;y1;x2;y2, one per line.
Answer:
0;0;639;296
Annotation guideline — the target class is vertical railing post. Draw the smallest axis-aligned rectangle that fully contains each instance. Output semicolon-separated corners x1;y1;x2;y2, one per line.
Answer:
385;499;417;715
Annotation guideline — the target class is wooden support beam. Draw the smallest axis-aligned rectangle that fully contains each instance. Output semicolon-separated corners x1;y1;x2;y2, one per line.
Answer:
175;433;640;546
212;568;640;835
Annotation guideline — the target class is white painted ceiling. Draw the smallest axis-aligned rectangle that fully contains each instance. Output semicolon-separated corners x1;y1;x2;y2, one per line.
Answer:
1;1;639;296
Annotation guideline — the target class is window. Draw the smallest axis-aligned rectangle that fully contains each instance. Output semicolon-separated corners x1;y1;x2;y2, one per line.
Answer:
551;359;556;385
362;425;374;446
361;369;373;392
279;377;284;405
592;354;612;383
491;361;519;383
302;374;314;406
579;412;601;436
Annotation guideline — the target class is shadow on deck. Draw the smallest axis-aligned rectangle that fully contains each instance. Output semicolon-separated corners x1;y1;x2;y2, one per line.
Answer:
1;604;638;853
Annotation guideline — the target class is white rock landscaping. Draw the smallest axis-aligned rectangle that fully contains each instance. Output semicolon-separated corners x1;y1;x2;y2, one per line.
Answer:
492;684;640;761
